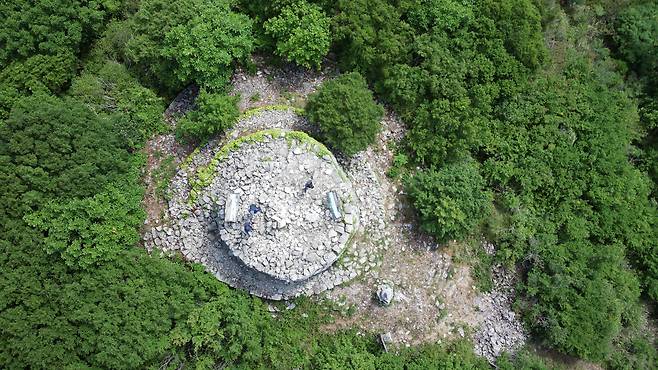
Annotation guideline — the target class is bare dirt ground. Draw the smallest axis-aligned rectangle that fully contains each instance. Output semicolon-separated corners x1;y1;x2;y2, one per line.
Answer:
142;84;200;230
315;111;481;345
141;59;527;362
142;134;184;229
322;115;516;357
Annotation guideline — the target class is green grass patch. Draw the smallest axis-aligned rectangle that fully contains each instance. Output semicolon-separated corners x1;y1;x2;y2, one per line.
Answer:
239;105;304;120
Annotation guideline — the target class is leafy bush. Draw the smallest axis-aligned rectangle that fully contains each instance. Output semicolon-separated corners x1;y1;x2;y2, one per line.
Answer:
0;92;270;369
175;89;240;142
264;0;331;69
604;308;658;370
0;54;77;120
125;0;254;92
496;349;556;369
616;2;658;207
306;72;384;156
68;61;166;148
163;1;254;90
387;153;409;178
612;3;658;303
25;182;145;270
400;339;490;369
615;3;658;85
405;160;492;242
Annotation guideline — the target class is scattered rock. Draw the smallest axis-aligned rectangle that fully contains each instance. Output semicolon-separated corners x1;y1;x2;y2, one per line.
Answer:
377;284;394;305
472;264;527;362
144;63;386;303
380;332;394;352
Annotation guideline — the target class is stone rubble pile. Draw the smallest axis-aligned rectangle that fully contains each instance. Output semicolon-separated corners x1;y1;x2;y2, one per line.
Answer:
473;262;528;363
144;109;387;300
144;65;528;361
164;84;199;125
202;136;359;282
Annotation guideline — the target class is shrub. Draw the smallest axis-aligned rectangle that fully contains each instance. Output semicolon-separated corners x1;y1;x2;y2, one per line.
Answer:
496;350;555;370
264;0;331;69
175;89;240;142
125;0;254;92
372;1;542;167
25;182;145;270
163;1;254;90
615;3;658;84
306;72;384;156
405;160;492;242
68;61;166;149
387;153;409;178
308;332;377;369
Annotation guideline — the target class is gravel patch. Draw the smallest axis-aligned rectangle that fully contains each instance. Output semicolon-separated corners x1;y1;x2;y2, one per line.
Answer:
144;109;386;300
142;62;527;360
473;263;528;363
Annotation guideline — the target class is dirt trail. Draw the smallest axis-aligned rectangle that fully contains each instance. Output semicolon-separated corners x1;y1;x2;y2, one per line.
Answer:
321;115;485;347
140;60;527;360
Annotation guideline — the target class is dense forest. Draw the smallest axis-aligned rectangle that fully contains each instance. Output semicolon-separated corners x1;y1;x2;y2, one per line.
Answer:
1;0;657;369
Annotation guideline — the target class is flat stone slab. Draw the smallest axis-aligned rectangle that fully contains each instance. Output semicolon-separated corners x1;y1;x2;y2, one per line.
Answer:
198;131;358;282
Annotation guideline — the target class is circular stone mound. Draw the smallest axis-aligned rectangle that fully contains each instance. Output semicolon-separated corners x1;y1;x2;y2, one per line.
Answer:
208;130;359;282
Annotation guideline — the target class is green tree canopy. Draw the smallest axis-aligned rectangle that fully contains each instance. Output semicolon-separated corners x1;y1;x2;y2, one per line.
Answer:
405;159;492;242
482;55;658;359
264;0;331;69
615;3;658;85
68;61;166;148
0;0;105;65
0;94;131;221
170;294;270;367
0;54;77;120
333;0;413;79
0;238;271;369
25;182;145;270
175;89;240;143
125;0;254;92
523;241;640;360
163;2;254;90
306;72;384;156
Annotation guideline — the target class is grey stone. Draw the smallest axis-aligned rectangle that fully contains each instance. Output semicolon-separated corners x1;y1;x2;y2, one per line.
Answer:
225;193;239;222
152;87;386;301
377;284;394;305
